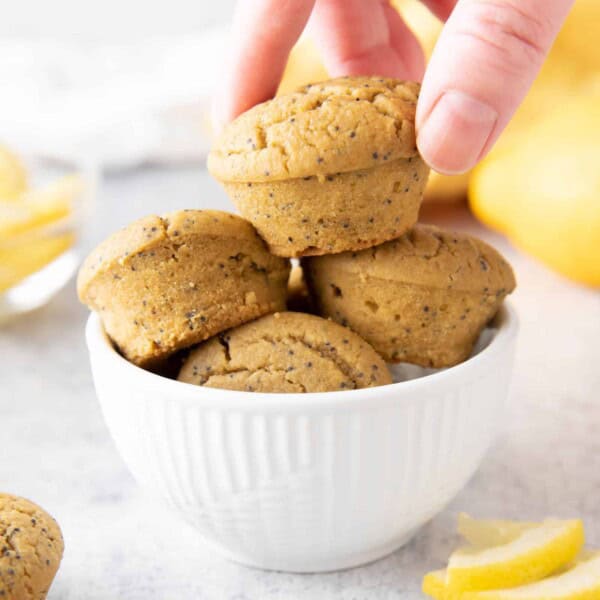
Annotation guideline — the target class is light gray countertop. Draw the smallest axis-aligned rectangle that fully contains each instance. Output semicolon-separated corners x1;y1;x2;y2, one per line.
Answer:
2;166;599;599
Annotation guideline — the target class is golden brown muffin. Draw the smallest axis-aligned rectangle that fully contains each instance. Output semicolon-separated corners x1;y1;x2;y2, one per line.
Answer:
78;210;290;368
286;264;314;313
0;494;64;600
302;225;516;368
208;76;429;257
178;311;392;393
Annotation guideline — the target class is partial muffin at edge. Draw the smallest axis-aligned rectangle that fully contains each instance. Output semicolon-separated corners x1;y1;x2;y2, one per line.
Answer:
208;76;429;257
178;311;392;392
78;210;290;367
0;493;64;600
302;225;516;368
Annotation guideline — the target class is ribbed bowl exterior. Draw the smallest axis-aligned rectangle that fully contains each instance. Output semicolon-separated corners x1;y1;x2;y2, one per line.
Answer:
86;305;517;572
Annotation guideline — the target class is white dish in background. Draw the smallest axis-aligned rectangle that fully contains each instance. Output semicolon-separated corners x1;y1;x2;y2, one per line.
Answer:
85;303;518;573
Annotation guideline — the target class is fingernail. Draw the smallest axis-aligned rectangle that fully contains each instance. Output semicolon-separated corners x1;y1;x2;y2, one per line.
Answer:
417;90;498;174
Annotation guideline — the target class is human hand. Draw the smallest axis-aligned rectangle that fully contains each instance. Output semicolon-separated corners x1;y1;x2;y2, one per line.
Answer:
213;0;574;174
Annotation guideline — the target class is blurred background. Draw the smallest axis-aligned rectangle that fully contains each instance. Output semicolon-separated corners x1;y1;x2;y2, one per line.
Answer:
0;0;235;39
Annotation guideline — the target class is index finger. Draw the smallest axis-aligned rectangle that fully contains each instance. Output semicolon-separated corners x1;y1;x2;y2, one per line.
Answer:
213;0;316;129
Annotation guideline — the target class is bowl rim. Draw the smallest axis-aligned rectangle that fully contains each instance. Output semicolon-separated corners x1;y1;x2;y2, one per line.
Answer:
86;302;518;410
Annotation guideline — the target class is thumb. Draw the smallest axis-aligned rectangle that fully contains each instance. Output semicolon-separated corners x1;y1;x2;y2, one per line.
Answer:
416;0;574;174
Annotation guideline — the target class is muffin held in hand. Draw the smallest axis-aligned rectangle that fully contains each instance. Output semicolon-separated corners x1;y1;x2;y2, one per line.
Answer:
303;225;516;368
178;311;392;393
208;76;429;257
0;494;64;600
78;210;290;368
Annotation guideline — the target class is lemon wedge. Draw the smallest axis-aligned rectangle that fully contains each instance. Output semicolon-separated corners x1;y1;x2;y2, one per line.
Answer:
457;514;538;549
447;519;585;592
0;232;75;293
0;145;27;200
424;551;599;600
0;175;80;239
465;551;600;599
423;569;451;600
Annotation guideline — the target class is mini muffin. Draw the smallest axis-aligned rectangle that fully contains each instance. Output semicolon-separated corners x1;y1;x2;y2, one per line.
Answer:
178;311;392;393
0;493;64;600
302;225;516;368
286;264;314;313
208;76;429;257
78;210;290;368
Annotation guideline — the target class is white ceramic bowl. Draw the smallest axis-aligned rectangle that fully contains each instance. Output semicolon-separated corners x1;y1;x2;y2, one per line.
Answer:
86;303;518;573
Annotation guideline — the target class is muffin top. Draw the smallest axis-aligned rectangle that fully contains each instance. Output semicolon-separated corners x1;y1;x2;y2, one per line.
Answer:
77;209;287;297
0;493;64;599
178;311;392;393
208;76;420;183
303;225;516;295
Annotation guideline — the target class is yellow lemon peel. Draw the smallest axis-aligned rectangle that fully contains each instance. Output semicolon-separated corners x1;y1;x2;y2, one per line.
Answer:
0;175;80;239
0;233;75;293
0;145;28;200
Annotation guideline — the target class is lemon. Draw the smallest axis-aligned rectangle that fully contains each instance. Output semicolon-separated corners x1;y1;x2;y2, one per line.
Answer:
0;175;80;240
0;174;80;292
552;0;600;75
469;0;600;287
423;517;584;599
447;519;585;592
423;552;599;600
423;569;451;600
464;552;600;600
457;514;537;549
470;94;600;287
0;145;27;200
0;233;75;293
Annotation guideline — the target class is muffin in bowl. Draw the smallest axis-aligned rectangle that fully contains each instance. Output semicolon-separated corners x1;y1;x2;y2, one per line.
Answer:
78;209;290;368
302;225;516;367
178;311;392;392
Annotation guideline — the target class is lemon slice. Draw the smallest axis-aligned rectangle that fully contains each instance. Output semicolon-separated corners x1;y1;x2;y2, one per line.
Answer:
423;552;599;600
423;569;450;600
0;175;81;239
457;514;537;549
0;145;27;200
0;232;75;293
447;519;585;592
464;551;600;599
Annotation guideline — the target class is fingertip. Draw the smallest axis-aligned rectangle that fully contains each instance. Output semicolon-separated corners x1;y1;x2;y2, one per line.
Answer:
417;90;498;174
213;0;314;137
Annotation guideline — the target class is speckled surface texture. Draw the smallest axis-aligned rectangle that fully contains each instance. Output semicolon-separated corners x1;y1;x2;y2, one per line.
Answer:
1;168;599;599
